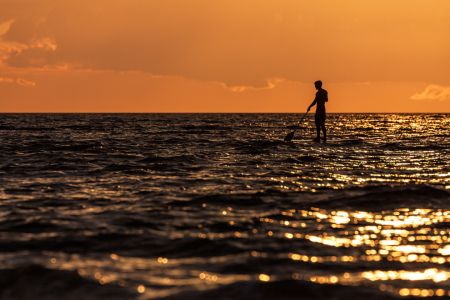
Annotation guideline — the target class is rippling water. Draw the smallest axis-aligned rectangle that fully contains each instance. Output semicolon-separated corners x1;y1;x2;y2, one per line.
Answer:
0;113;449;299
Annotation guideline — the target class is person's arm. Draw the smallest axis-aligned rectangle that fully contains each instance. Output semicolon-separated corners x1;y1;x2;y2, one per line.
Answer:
307;99;317;111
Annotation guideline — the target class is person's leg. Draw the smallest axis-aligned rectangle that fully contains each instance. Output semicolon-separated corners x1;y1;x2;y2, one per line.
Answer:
314;124;320;142
322;124;326;142
315;113;326;142
314;114;321;142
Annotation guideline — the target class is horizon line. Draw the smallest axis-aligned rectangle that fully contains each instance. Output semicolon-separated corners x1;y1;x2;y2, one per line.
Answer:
1;112;449;114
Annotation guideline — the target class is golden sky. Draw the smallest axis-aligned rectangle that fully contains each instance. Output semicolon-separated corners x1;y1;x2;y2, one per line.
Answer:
1;0;449;112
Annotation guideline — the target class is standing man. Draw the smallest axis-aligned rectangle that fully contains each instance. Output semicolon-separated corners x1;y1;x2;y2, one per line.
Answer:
307;80;328;143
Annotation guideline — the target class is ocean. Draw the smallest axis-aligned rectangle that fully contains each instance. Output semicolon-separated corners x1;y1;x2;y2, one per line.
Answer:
0;113;449;299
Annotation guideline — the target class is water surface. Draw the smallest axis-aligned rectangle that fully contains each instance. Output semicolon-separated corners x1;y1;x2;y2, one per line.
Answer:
0;113;449;299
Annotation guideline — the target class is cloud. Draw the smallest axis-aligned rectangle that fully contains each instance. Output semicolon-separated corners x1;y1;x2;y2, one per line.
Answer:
1;17;49;44
411;85;450;101
6;46;58;68
0;76;36;86
218;78;286;92
0;76;14;83
16;77;36;86
1;15;58;68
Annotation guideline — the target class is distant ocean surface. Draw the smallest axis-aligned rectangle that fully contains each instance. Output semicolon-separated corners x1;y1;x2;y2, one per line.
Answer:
0;113;449;300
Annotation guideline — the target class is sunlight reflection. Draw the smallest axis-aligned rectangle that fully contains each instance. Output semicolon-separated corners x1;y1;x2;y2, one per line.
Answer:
274;208;450;262
362;268;449;282
259;206;450;296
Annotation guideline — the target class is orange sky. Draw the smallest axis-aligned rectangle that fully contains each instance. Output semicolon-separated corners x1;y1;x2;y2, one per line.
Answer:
1;0;449;112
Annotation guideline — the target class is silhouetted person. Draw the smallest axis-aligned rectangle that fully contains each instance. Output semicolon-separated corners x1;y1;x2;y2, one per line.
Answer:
307;80;328;142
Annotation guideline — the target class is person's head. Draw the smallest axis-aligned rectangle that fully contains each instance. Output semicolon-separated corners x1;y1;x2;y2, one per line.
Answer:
314;80;322;90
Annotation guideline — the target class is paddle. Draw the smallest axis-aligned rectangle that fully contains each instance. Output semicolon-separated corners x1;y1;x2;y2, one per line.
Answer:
284;110;309;142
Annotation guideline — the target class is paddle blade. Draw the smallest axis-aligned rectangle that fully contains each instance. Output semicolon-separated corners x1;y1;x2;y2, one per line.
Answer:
284;131;295;142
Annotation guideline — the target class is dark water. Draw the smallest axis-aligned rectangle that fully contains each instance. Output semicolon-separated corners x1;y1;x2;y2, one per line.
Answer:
0;113;449;299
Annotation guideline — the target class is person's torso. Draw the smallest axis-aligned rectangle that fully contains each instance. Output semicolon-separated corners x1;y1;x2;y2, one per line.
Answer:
315;89;327;112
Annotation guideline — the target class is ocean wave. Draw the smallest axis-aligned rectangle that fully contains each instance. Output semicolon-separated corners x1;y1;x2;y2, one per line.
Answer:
1;219;68;233
0;126;57;131
0;264;138;300
151;237;248;258
170;193;267;207
138;154;208;164
297;155;319;162
315;184;450;211
378;143;446;151
156;279;400;300
283;157;302;164
180;124;229;132
233;140;285;154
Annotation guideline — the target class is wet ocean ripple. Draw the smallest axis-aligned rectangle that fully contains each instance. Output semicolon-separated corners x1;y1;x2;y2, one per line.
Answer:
0;113;449;299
